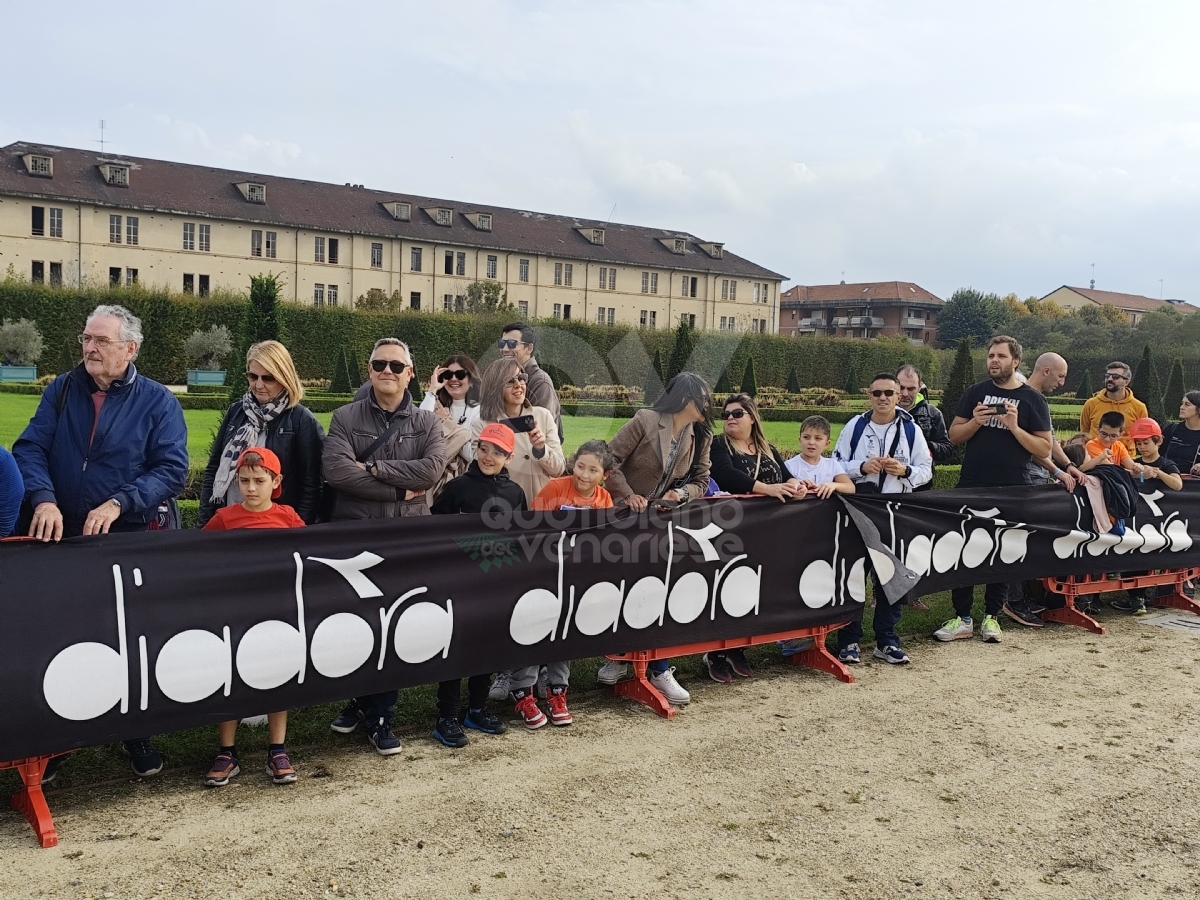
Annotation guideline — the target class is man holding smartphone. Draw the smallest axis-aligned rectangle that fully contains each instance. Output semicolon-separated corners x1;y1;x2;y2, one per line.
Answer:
935;335;1053;646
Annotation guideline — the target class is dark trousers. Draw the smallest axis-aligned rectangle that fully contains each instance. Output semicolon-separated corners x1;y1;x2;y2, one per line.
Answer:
951;583;1010;620
436;675;490;719
358;691;398;728
839;574;904;650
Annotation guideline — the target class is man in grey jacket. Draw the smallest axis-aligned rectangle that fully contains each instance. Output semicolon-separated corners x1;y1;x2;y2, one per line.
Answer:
499;322;562;440
324;337;446;755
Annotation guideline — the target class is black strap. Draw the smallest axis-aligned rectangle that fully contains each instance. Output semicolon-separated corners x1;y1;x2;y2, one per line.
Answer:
356;412;408;464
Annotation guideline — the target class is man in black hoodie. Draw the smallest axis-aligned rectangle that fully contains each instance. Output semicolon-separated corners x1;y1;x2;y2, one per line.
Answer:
429;423;527;747
896;364;953;485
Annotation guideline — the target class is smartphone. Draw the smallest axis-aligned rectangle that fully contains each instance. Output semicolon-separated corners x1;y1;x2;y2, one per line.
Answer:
499;414;536;433
988;402;1008;416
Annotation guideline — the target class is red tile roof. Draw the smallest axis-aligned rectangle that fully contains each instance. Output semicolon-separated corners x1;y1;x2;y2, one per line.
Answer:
780;281;942;307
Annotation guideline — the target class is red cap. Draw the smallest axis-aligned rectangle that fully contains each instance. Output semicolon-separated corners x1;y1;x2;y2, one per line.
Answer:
1129;417;1162;440
236;446;283;498
477;423;516;455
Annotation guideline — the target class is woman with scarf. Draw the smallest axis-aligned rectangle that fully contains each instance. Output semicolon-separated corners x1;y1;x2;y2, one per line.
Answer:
199;340;325;526
418;354;482;506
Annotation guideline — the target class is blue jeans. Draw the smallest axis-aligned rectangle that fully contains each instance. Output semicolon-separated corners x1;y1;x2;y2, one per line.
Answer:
839;574;903;650
648;659;669;674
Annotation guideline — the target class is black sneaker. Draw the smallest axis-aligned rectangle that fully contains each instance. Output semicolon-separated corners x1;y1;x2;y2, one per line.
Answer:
463;707;508;735
1078;598;1103;616
367;720;403;756
330;701;364;734
40;753;69;785
433;717;469;748
725;648;754;678
702;652;733;684
123;738;163;777
1002;600;1044;628
1111;595;1147;614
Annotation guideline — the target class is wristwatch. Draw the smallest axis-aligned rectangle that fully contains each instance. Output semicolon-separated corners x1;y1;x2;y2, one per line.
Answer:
902;466;912;480
108;497;121;510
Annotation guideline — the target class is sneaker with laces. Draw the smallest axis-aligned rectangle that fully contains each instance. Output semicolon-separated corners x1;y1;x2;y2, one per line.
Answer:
980;615;1003;643
367;719;403;756
701;652;733;684
464;707;508;735
433;717;469;748
597;659;630;685
725;648;753;678
778;638;815;657
40;754;68;785
123;738;163;777
873;645;910;665
488;672;513;702
1112;595;1147;614
330;701;364;734
837;643;861;664
204;750;239;787
266;748;298;784
934;616;973;642
547;687;573;726
512;691;548;729
648;667;690;705
1002;600;1044;628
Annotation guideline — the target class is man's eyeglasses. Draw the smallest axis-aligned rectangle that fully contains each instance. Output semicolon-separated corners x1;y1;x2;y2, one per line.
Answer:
497;339;527;350
78;333;129;348
1105;373;1127;381
504;373;529;386
719;408;748;420
438;369;469;383
370;359;409;374
870;389;896;398
245;372;277;384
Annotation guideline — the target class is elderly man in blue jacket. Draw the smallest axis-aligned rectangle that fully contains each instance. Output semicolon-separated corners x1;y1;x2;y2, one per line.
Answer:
14;304;188;779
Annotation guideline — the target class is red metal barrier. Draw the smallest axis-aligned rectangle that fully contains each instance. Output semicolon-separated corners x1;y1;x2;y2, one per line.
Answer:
603;623;853;718
1040;567;1200;634
0;756;58;848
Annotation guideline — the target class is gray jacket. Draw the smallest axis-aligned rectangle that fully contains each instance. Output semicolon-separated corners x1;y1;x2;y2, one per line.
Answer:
524;356;562;439
322;391;446;519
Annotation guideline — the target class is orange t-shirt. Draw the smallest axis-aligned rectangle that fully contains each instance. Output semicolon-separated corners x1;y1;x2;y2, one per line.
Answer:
203;503;306;530
1085;439;1131;466
531;476;614;510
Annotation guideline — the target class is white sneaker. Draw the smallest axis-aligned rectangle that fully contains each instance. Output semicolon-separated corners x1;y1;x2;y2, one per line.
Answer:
597;660;630;685
933;616;973;642
488;671;512;701
648;667;690;705
980;615;1003;643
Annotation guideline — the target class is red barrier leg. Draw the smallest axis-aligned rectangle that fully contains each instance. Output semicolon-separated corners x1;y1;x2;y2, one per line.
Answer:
1041;585;1106;635
787;628;855;684
9;757;57;848
609;653;676;719
1152;575;1200;616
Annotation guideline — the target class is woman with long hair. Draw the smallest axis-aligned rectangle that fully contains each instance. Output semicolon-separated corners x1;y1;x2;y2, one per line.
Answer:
418;354;482;504
200;341;325;526
710;392;802;502
1163;390;1200;476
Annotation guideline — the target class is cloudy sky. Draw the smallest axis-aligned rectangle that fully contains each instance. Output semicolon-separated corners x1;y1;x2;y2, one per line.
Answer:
6;0;1200;301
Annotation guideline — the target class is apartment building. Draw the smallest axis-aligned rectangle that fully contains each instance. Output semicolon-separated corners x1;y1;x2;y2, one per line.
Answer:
0;142;784;332
1038;285;1197;326
778;281;943;345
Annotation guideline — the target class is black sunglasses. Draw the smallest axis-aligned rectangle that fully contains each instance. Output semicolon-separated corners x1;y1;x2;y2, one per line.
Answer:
438;369;469;383
245;371;277;384
871;389;896;398
1105;373;1127;381
371;359;409;374
720;408;748;420
497;339;525;349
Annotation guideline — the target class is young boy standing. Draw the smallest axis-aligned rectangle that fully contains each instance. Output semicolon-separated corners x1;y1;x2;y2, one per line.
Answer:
784;415;856;498
429;423;525;746
202;448;304;786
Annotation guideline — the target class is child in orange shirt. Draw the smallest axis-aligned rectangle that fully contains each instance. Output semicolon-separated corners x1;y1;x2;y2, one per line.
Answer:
1082;412;1143;476
202;448;304;786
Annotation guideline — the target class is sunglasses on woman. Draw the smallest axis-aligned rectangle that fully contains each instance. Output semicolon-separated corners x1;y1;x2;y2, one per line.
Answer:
504;373;529;386
720;408;748;420
245;371;277;384
370;359;409;374
438;369;469;383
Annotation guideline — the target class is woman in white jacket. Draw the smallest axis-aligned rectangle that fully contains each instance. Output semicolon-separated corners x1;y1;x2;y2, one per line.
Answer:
419;354;481;506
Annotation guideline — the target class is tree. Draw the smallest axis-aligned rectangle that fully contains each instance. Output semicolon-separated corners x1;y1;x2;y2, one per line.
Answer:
347;347;363;388
940;338;974;423
1074;368;1093;400
356;288;402;312
464;281;512;315
715;368;731;393
330;348;353;395
937;288;1011;348
666;319;695;381
228;274;282;399
786;366;801;393
183;325;233;371
56;340;76;376
1163;358;1186;415
0;318;44;366
842;351;859;395
741;357;758;398
644;348;665;405
1133;344;1167;426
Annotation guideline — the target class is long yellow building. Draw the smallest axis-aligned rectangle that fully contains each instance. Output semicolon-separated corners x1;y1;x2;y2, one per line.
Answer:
0;142;784;333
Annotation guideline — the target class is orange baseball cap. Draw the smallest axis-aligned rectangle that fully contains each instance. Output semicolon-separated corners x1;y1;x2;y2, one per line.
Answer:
477;423;516;455
1129;418;1163;440
236;446;283;498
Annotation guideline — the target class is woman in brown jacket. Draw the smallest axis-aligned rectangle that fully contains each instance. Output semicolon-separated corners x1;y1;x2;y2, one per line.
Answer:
597;372;713;706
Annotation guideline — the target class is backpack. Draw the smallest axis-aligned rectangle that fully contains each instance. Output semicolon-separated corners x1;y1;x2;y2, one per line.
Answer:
845;413;917;493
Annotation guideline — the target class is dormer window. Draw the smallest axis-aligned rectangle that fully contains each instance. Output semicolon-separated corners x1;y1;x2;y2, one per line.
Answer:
385;201;411;221
99;164;129;187
477;213;492;231
23;154;53;177
424;207;454;226
700;242;723;259
235;181;267;203
591;228;605;245
674;239;686;254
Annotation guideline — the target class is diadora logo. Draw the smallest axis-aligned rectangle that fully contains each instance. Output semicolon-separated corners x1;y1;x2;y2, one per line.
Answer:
454;533;521;572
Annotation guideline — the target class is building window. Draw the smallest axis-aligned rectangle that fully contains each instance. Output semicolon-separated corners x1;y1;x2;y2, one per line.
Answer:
31;206;45;236
640;310;647;327
720;316;728;330
456;252;465;276
328;238;339;265
597;307;606;324
563;304;572;321
314;283;325;306
681;275;697;298
436;208;452;226
486;255;497;279
553;303;562;319
674;238;686;254
564;263;573;286
29;155;52;176
649;311;657;328
590;228;604;244
31;261;45;283
265;232;277;258
372;243;383;269
198;275;210;297
596;307;614;325
608;268;616;290
455;295;465;312
518;300;528;317
650;273;658;294
126;268;138;286
106;166;129;186
314;236;325;263
478;213;492;230
390;202;411;221
328;285;338;306
183;274;194;293
444;250;454;275
126;216;138;245
640;310;658;328
752;283;760;304
251;230;263;257
49;262;62;285
183;223;195;251
247;183;265;203
49;208;63;238
519;259;529;282
444;294;454;312
411;247;422;272
109;215;122;244
682;313;696;328
107;266;121;285
641;272;649;293
729;281;736;301
198;224;211;253
554;263;563;286
410;292;421;310
721;280;729;300
599;267;608;289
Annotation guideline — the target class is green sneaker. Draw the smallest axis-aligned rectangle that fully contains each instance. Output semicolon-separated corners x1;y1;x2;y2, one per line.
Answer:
933;616;973;642
980;615;1003;643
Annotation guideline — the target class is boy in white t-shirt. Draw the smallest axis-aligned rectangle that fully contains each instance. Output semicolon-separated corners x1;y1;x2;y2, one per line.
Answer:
784;416;856;498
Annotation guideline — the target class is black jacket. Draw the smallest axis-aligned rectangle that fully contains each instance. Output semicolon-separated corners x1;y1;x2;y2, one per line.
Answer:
910;395;954;464
430;461;529;515
709;434;790;494
200;402;326;526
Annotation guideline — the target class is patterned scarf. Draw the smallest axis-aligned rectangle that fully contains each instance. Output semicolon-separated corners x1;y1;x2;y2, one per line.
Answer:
210;390;290;504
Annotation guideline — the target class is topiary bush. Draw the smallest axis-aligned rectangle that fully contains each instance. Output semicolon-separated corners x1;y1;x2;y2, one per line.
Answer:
0;318;44;366
183;324;233;371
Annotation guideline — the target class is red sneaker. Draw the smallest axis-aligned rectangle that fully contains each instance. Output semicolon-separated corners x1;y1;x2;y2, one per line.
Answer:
546;687;573;726
513;692;547;730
